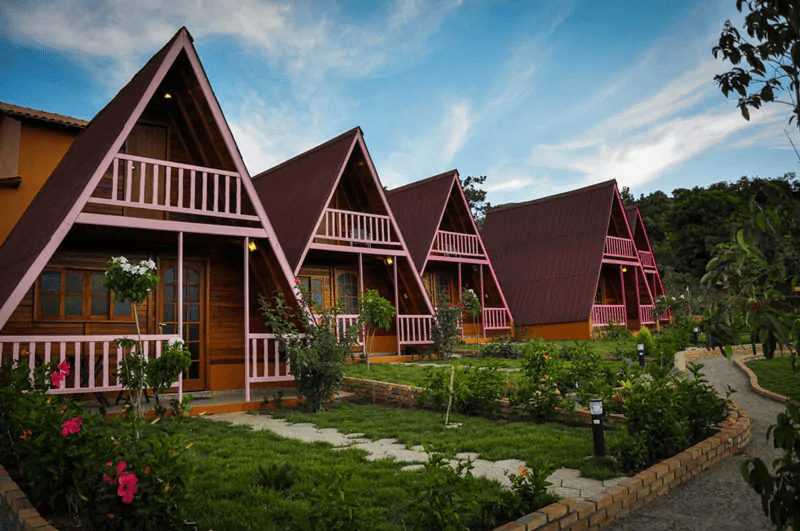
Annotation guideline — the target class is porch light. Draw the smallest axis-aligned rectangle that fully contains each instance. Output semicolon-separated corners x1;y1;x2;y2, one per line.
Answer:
383;256;393;266
163;92;173;99
621;267;627;273
248;240;257;252
590;399;605;458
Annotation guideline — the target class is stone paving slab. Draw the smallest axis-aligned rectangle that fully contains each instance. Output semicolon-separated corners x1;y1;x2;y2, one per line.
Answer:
205;411;625;499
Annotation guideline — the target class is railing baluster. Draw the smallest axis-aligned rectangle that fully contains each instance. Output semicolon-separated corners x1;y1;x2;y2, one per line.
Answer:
111;158;119;201
213;173;219;213
189;170;196;209
74;342;81;388
152;164;159;205
165;167;172;207
178;168;184;208
126;160;133;202
103;342;110;388
89;341;96;388
138;163;146;203
202;172;208;211
224;175;230;214
236;177;242;215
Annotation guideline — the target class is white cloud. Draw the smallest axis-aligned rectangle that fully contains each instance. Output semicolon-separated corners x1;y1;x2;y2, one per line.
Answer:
485;178;533;192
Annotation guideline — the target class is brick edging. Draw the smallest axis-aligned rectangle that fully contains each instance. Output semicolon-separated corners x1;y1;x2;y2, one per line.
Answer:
733;353;795;405
496;401;751;530
0;464;58;531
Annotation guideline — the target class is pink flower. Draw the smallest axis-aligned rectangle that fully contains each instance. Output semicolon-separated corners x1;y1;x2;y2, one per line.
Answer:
116;461;127;476
117;472;139;504
51;371;64;388
103;473;117;486
294;279;301;285
58;360;71;377
61;416;83;437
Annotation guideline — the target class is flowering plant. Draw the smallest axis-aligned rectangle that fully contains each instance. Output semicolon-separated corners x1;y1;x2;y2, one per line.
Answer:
461;288;482;320
102;257;159;304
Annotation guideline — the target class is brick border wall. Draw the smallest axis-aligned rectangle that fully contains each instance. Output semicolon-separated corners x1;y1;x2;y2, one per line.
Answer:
733;352;796;405
0;465;57;531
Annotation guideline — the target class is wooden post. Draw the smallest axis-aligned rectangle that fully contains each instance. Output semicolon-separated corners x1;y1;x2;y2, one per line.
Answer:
244;237;250;403
177;231;183;403
394;258;400;356
619;265;626;328
479;264;485;338
358;253;365;358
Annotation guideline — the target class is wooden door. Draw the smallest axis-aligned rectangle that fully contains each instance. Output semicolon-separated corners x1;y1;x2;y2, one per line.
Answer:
159;261;205;391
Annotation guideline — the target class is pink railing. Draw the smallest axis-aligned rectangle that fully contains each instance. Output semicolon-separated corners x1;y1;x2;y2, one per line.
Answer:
0;334;181;396
336;314;364;345
247;333;295;386
317;208;399;245
398;315;433;345
604;236;637;259
638;250;656;268
87;154;258;221
639;305;656;325
482;308;511;330
432;230;482;257
591;305;627;327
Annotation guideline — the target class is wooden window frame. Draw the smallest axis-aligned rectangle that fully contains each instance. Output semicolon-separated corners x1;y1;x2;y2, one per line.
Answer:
298;275;325;308
334;268;359;313
35;267;135;322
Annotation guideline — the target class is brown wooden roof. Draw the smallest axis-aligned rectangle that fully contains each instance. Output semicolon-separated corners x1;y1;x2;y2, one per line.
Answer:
0;101;88;129
385;170;457;272
251;128;360;272
481;180;618;326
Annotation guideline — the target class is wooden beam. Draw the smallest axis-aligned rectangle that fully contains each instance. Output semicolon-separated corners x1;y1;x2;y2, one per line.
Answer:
177;66;228;169
75;212;268;238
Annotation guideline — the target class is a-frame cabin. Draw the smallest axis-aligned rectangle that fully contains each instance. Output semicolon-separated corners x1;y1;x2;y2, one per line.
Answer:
482;180;656;340
386;170;512;341
0;28;300;403
252;128;435;356
626;205;670;325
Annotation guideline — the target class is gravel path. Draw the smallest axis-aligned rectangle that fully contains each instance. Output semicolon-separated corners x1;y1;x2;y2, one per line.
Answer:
604;354;786;531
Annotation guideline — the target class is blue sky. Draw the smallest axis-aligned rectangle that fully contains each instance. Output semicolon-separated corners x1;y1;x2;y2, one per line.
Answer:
0;0;796;205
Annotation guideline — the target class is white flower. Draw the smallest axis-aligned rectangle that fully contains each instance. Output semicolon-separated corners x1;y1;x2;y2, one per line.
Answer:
168;337;184;348
679;295;685;299
121;263;132;272
145;259;156;270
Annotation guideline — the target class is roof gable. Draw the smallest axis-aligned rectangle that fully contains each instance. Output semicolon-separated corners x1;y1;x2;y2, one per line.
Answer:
386;170;457;272
0;27;296;329
482;180;618;326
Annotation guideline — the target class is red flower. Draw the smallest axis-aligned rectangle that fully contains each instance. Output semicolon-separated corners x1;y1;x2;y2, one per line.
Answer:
58;360;71;377
103;473;117;486
117;472;139;504
61;416;83;437
116;461;127;476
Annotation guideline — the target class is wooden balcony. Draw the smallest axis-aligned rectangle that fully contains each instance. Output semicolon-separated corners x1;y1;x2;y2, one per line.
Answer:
398;315;433;345
638;250;656;269
431;230;483;258
316;208;400;246
482;308;511;330
87;154;259;221
591;304;626;327
0;334;181;395
639;305;656;325
604;236;637;259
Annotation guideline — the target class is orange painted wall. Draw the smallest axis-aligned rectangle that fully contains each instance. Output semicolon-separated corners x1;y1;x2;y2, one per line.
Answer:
515;321;591;341
0;122;78;244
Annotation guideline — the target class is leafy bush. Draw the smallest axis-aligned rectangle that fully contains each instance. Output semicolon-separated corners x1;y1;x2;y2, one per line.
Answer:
482;339;524;359
431;296;462;360
359;289;396;367
0;357;191;530
610;362;727;473
511;340;572;421
418;361;506;417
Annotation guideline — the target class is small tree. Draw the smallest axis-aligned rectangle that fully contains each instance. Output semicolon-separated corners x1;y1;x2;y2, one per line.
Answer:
358;289;396;369
259;284;360;412
431;295;462;360
461;288;482;322
103;257;159;418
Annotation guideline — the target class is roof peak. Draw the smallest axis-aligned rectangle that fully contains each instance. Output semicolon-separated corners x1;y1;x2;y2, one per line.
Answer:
253;126;362;181
387;169;458;195
490;179;617;215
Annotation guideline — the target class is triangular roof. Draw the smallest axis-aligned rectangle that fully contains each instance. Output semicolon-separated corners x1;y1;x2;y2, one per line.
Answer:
385;170;460;273
0;27;297;329
252;128;435;314
252;128;359;273
482;180;631;326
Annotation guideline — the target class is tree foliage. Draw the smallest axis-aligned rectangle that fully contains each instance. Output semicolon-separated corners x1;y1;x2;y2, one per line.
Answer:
460;175;492;221
713;0;800;126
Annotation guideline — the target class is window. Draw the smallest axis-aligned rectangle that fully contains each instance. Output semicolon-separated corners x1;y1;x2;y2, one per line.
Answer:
37;269;133;321
299;276;324;307
336;272;358;313
435;274;451;305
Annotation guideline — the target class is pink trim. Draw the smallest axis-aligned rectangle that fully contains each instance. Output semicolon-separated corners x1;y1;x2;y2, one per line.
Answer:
177;231;183;401
638;250;656;268
244;237;250;402
394;258;400;355
75;213;269;238
482;308;511;330
479;264;485;338
247;333;295;384
398;315;433;345
307;243;406;257
358;253;365;357
591;305;626;327
87;197;259;221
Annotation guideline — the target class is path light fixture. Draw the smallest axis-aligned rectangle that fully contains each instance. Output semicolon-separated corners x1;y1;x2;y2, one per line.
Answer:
637;343;645;369
590;399;605;458
693;327;699;345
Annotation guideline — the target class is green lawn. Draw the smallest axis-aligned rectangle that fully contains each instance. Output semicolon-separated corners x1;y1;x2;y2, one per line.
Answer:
746;355;800;402
269;402;619;480
182;413;559;530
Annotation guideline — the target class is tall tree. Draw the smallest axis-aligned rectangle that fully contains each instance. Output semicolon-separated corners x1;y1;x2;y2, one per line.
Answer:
713;0;800;131
460;175;492;221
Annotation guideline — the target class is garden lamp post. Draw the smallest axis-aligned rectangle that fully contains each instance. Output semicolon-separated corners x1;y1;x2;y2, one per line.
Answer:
590;399;605;458
637;343;645;369
693;327;699;345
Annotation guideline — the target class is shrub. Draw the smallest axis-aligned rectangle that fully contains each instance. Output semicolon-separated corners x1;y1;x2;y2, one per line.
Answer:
511;340;572;421
418;361;506;417
431;295;462;360
482;339;524;359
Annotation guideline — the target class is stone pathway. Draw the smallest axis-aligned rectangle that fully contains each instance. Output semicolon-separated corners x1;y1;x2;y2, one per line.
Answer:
206;412;627;500
603;353;787;531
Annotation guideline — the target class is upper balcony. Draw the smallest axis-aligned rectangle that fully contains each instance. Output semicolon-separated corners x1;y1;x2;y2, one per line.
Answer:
315;207;401;247
604;236;637;260
638;250;656;269
86;154;259;222
430;230;483;259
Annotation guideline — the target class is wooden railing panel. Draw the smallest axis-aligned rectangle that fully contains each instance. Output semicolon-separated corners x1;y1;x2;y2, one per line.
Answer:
482;308;511;330
432;230;483;257
604;236;637;259
398;315;433;345
590;305;627;327
638;250;656;268
316;208;400;246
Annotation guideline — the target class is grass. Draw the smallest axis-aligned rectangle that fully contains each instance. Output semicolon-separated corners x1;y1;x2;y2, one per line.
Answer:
181;414;554;531
745;355;800;402
269;402;620;480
